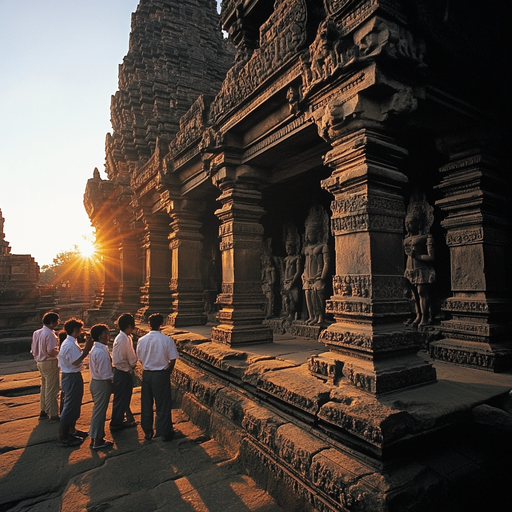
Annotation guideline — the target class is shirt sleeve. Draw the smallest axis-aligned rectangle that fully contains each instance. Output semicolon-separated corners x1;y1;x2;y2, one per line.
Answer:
166;337;179;361
44;331;58;355
126;336;137;366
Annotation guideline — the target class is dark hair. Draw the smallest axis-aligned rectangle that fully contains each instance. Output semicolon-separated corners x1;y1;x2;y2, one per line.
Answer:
90;324;109;341
42;312;59;326
148;313;164;330
58;330;67;344
64;318;84;336
117;313;135;332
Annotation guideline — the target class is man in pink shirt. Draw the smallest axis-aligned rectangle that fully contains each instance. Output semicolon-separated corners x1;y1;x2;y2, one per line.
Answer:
31;312;60;422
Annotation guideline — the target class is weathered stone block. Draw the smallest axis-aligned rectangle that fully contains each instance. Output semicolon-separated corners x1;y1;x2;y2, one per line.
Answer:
241;405;289;452
258;365;333;416
318;389;415;449
180;392;212;436
274;423;330;478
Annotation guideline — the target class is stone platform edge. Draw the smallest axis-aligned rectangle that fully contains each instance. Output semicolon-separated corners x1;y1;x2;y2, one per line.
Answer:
157;326;511;512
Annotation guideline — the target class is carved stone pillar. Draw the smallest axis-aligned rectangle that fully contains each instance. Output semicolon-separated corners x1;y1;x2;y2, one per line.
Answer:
136;213;172;322
116;222;142;313
318;127;436;394
164;196;207;327
431;142;512;371
211;166;273;346
95;228;121;311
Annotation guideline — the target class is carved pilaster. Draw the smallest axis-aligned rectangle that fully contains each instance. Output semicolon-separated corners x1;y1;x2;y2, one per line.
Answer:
163;195;207;327
136;213;172;323
211;164;273;346
115;219;142;313
319;126;436;394
432;143;512;371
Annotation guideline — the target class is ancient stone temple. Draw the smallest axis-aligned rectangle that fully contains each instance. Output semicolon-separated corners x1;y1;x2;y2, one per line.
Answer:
0;209;41;341
85;1;511;509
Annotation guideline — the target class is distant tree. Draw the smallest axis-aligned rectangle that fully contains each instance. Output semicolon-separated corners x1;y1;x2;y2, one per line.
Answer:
40;245;101;290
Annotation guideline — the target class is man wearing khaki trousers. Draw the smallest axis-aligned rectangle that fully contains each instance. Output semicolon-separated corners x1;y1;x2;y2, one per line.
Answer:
31;312;60;422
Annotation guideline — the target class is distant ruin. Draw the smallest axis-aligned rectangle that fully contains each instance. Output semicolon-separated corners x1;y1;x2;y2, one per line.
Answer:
0;209;40;344
83;1;511;510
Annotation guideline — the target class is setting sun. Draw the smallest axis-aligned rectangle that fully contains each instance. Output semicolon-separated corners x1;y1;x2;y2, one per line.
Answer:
78;238;97;259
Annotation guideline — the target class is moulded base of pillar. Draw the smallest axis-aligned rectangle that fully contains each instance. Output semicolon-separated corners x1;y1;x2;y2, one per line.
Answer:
168;311;207;328
430;338;512;372
309;350;437;395
212;324;273;346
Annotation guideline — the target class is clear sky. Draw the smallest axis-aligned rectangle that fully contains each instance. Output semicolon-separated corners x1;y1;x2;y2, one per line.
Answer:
1;0;196;268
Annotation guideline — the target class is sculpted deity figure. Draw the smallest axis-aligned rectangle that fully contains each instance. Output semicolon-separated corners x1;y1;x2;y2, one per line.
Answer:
403;193;436;327
279;224;302;321
261;240;277;319
302;206;330;325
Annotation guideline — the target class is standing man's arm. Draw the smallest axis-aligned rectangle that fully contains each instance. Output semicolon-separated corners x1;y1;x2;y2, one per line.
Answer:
72;337;94;366
47;332;59;358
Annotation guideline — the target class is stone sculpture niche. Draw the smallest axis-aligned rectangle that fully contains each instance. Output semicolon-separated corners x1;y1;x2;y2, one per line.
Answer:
302;205;330;325
261;239;277;319
279;223;302;321
404;192;436;328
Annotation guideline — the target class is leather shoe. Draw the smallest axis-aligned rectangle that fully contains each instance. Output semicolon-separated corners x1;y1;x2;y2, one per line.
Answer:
161;431;175;442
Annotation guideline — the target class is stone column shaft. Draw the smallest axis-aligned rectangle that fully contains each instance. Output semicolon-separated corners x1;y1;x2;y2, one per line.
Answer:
117;235;142;310
167;199;207;327
432;144;512;371
318;128;436;393
212;176;273;345
136;217;172;322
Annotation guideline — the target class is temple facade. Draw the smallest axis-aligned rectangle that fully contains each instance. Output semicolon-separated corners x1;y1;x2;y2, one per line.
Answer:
85;0;510;376
84;2;510;508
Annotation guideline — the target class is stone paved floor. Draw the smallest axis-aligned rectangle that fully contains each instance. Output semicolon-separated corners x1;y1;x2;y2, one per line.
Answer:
0;359;284;512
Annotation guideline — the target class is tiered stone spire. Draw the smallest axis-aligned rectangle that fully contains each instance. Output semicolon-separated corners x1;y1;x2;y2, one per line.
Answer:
106;0;234;179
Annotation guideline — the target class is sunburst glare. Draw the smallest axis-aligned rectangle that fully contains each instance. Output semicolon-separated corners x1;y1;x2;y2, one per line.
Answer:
78;238;97;259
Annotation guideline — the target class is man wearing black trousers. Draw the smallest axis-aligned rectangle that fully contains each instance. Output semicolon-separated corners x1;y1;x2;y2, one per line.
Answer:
110;313;137;431
136;313;179;441
58;318;93;446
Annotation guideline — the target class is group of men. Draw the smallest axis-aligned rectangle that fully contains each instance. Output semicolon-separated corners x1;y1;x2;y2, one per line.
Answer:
31;311;179;448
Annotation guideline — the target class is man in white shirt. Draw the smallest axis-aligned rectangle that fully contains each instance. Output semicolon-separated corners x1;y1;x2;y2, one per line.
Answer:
110;313;137;431
89;324;114;449
58;318;93;446
31;312;60;421
136;313;179;442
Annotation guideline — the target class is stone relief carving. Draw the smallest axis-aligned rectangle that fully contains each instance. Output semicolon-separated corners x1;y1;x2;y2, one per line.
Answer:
404;192;435;328
301;14;425;96
261;239;278;319
302;206;331;325
278;224;302;321
210;0;308;123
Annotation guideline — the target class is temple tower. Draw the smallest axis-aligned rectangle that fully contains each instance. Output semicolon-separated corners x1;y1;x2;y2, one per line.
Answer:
84;0;234;323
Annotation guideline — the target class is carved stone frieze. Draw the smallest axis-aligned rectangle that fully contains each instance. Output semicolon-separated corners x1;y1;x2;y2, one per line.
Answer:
332;274;405;299
331;213;403;234
169;277;202;292
430;344;495;369
326;299;408;316
170;95;212;158
445;227;508;247
443;299;511;315
219;222;264;236
219;238;263;251
243;115;307;161
210;0;308;124
319;327;423;352
221;282;263;295
331;194;403;215
301;12;425;96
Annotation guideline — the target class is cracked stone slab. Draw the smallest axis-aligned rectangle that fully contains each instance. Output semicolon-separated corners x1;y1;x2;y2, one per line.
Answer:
258;364;333;416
